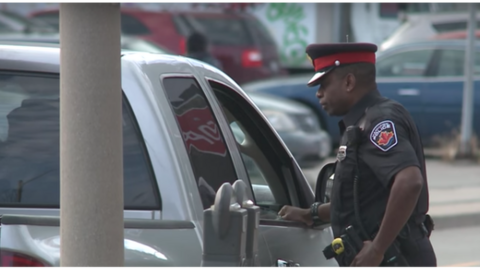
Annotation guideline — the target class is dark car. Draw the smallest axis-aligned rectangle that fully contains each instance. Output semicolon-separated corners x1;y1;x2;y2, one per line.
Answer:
243;40;480;147
29;8;287;85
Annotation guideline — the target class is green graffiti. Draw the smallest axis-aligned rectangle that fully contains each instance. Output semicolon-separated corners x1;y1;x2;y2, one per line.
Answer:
266;3;309;66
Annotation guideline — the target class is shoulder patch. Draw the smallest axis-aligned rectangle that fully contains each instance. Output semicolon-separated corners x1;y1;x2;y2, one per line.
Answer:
369;120;398;151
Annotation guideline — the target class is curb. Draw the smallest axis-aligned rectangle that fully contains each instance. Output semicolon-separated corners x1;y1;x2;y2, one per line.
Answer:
430;212;480;231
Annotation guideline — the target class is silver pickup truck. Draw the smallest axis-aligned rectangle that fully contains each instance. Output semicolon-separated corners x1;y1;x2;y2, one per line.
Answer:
0;43;337;267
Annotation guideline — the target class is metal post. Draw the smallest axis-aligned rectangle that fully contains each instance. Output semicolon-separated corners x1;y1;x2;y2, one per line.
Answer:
232;180;260;266
332;3;342;42
459;4;476;157
201;183;247;267
60;3;123;266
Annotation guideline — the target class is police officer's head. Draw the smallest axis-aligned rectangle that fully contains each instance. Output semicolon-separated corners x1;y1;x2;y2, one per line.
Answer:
305;43;377;116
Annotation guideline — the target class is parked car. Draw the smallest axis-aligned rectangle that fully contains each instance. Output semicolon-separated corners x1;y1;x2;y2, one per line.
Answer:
247;93;332;166
0;34;331;167
0;10;56;34
379;12;480;52
0;42;336;266
242;40;480;147
29;8;287;85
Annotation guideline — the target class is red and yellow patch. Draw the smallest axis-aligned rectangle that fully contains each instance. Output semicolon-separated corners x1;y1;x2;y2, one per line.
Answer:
370;120;398;151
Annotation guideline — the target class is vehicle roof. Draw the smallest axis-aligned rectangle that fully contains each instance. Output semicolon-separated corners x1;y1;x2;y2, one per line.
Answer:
0;42;230;80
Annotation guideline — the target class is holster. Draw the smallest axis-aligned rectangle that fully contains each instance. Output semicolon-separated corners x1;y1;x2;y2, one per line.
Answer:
423;214;434;238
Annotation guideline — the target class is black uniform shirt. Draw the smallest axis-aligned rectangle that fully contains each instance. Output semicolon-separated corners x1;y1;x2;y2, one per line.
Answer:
330;89;429;239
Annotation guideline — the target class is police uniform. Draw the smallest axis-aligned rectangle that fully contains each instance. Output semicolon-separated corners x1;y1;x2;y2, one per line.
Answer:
305;43;437;267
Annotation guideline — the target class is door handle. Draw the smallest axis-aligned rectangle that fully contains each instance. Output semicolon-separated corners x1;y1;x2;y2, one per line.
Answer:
397;88;419;96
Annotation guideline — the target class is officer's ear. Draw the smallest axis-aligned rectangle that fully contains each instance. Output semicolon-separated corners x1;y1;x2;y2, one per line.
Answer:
344;72;356;93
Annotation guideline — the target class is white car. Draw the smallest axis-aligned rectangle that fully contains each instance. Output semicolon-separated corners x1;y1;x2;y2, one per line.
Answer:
380;12;480;52
0;42;336;267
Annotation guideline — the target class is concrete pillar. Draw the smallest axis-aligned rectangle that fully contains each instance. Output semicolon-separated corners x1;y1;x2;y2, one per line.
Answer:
59;3;124;266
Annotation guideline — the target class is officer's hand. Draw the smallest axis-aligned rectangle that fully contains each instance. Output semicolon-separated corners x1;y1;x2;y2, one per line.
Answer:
350;240;383;267
278;205;312;226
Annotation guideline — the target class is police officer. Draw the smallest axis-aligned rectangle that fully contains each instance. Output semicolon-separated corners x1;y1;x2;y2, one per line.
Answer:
186;32;223;70
278;42;437;267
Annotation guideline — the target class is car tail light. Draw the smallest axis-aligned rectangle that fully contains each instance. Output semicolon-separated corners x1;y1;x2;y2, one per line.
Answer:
0;250;49;267
241;49;263;68
179;37;186;55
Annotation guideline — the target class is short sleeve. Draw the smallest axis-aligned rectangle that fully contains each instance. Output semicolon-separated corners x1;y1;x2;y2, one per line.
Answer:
360;116;421;188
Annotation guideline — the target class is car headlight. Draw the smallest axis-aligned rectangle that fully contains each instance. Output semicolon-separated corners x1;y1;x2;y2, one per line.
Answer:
262;110;297;132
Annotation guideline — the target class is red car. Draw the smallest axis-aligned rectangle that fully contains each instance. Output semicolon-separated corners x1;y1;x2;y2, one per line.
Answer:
431;29;480;40
30;8;287;84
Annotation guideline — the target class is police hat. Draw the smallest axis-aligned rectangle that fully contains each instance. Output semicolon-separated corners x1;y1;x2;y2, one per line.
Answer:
305;42;377;87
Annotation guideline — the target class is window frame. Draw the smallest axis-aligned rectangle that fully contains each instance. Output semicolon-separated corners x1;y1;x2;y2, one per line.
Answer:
418;45;480;81
205;78;314;227
376;47;439;79
160;75;241;209
0;70;161;219
157;73;255;216
376;46;438;80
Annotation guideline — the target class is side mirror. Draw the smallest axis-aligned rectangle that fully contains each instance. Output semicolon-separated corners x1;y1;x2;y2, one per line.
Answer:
314;162;336;204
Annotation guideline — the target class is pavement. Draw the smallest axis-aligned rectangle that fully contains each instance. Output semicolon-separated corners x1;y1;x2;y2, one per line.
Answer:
430;226;480;267
302;157;480;231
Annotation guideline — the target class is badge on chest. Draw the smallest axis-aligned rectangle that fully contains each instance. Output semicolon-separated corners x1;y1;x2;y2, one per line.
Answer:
337;145;347;161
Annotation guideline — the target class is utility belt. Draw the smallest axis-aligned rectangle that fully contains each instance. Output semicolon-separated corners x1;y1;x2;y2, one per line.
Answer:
323;225;408;267
323;215;433;267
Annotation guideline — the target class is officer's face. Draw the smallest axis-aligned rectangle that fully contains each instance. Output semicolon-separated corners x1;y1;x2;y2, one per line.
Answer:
315;71;351;116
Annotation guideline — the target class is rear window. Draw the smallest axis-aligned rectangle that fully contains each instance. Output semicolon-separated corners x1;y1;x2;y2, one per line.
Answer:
0;72;160;209
244;18;276;46
175;15;255;46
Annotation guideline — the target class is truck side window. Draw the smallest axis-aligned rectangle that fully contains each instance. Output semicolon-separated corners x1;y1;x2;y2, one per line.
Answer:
208;80;296;219
0;72;161;210
162;77;238;209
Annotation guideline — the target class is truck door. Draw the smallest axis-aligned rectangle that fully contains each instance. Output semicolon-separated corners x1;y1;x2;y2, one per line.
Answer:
205;79;337;267
161;76;272;266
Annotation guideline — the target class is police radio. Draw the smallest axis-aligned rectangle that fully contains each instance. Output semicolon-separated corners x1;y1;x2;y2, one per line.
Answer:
322;124;409;267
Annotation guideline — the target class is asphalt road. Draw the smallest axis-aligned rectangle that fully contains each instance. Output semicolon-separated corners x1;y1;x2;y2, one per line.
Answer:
430;226;480;267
